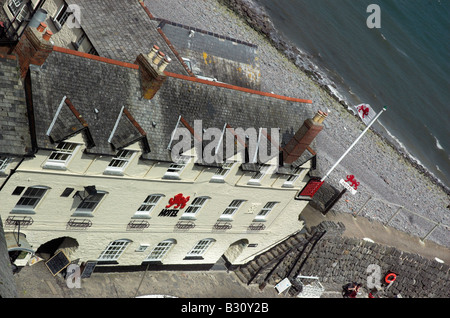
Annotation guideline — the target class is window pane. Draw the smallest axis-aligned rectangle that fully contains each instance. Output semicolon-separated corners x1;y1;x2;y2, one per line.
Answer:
146;240;174;261
77;193;105;211
188;239;214;256
98;240;130;261
15;187;47;209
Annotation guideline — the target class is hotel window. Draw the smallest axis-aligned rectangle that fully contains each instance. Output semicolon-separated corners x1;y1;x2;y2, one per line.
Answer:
248;164;270;185
186;239;215;258
104;149;136;175
98;239;131;262
255;202;278;221
164;155;191;179
211;162;235;182
13;186;48;212
145;239;176;262
182;196;209;219
75;192;106;214
53;3;71;30
0;156;12;174
134;194;164;218
8;0;22;15
8;0;27;21
44;142;78;170
284;166;306;186
220;200;245;220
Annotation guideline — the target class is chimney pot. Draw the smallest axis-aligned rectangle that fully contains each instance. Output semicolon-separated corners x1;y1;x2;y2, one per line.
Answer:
153;51;165;65
42;29;53;41
135;46;168;100
147;45;159;60
13;26;54;78
312;110;328;124
37;22;47;33
158;57;171;72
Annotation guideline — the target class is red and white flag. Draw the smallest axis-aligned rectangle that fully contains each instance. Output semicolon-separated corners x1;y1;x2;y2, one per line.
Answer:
354;104;376;125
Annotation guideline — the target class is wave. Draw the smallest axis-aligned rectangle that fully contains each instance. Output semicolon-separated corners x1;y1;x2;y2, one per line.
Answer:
225;0;450;193
433;134;444;150
377;121;448;191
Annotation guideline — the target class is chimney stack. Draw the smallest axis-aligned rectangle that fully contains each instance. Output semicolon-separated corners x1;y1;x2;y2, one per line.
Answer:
282;111;327;164
135;45;171;100
14;22;53;78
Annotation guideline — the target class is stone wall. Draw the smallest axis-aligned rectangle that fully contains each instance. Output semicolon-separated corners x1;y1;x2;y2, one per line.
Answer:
237;221;449;298
296;235;449;298
0;218;18;298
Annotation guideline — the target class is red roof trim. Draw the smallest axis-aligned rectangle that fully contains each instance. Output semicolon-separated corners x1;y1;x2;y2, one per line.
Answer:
52;46;139;70
164;71;313;104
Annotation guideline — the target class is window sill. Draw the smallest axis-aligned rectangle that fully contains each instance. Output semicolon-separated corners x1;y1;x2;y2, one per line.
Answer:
71;211;94;218
51;17;63;31
218;216;233;222
252;218;266;223
210;177;225;183
96;260;118;265
103;169;124;176
162;173;181;180
43;162;68;171
131;215;152;220
10;209;36;215
183;256;204;260
179;215;197;221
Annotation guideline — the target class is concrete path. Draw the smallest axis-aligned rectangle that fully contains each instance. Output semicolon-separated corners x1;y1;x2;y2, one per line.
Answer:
301;205;450;264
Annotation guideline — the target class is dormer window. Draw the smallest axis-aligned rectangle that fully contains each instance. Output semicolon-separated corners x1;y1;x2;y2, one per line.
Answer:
53;3;71;30
104;150;136;175
8;0;28;22
164;155;191;179
283;166;306;187
211;162;236;182
44;142;78;170
248;164;270;185
0;156;12;174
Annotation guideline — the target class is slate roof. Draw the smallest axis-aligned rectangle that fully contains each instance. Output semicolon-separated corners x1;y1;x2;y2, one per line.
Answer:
29;49;319;169
67;0;188;75
30;51;148;156
158;20;261;89
0;56;32;157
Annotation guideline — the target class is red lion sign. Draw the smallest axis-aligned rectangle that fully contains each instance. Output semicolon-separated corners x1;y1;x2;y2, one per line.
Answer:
166;193;190;209
345;175;360;190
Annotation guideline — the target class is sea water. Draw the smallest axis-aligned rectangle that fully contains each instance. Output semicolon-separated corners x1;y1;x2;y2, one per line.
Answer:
255;0;450;188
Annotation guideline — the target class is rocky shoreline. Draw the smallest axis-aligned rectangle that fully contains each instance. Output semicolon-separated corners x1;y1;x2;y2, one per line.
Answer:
144;0;449;247
219;0;450;195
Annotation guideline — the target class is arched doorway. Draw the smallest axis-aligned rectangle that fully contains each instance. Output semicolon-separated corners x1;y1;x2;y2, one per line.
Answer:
35;236;79;260
224;239;249;264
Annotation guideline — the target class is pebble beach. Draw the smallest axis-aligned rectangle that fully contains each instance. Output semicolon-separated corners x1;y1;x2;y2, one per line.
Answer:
144;0;449;248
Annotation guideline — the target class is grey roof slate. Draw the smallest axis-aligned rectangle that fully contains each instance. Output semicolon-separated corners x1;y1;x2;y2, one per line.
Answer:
0;57;32;157
30;49;319;167
30;52;147;155
159;21;260;89
67;0;188;75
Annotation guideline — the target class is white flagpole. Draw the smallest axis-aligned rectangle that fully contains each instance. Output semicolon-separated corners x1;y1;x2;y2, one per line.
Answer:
321;106;387;182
